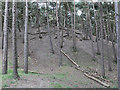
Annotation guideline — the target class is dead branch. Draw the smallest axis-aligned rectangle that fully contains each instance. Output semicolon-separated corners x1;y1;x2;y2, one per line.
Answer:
61;50;79;67
84;73;110;88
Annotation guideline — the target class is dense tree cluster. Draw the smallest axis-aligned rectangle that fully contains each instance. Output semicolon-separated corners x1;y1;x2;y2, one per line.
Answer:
1;0;120;89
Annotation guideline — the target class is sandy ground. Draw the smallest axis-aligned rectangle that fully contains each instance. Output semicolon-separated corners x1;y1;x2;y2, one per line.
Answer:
2;27;118;88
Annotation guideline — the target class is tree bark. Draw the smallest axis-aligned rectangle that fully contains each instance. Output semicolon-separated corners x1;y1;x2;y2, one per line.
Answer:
0;5;2;38
106;19;112;71
24;0;28;74
73;0;77;51
109;21;117;63
46;1;54;54
88;3;95;60
99;2;105;77
92;2;100;54
36;2;42;39
2;0;8;74
12;1;19;79
114;1;120;89
56;0;62;66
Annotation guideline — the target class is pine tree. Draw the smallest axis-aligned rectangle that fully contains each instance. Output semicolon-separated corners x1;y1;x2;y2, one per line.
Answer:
99;2;105;77
114;1;120;90
2;0;8;74
12;0;19;79
56;0;62;66
46;0;54;54
24;0;29;74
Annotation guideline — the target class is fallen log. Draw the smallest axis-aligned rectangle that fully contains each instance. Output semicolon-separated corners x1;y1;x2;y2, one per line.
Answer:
61;50;79;67
84;73;110;88
28;32;47;35
54;45;110;88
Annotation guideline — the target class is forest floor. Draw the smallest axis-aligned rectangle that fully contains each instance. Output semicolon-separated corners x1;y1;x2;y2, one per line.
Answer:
1;26;118;88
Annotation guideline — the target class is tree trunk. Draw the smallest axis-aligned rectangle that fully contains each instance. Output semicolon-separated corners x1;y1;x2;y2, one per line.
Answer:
88;3;95;60
12;1;19;79
60;3;64;48
2;0;8;74
24;0;28;74
36;3;42;39
114;2;120;89
0;6;2;38
56;1;62;66
106;19;112;71
0;2;2;50
64;4;69;36
106;17;112;71
46;1;54;54
99;2;105;77
92;2;100;54
109;21;117;63
73;0;77;51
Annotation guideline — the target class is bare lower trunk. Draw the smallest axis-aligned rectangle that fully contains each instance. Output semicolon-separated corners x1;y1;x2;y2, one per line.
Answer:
36;3;42;39
12;1;19;79
118;2;120;90
88;3;95;60
114;2;120;89
99;2;105;77
2;0;8;74
73;0;77;51
110;23;117;63
106;23;112;71
60;3;63;48
24;0;28;74
46;1;54;54
56;0;62;66
0;6;2;38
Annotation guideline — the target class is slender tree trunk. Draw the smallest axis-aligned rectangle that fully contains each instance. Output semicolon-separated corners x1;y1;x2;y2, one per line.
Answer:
106;19;112;71
103;19;107;41
2;31;4;50
56;1;62;66
36;3;42;39
92;2;100;54
61;26;63;48
64;4;69;36
17;21;21;32
0;2;2;49
68;1;77;50
109;21;117;63
114;2;120;89
60;3;64;48
22;2;25;44
2;0;8;74
86;16;89;39
88;3;95;60
0;6;2;37
46;1;54;54
24;0;28;74
99;2;105;77
73;0;77;51
12;1;19;79
64;15;65;28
